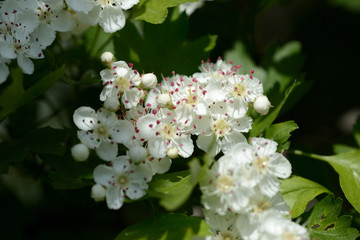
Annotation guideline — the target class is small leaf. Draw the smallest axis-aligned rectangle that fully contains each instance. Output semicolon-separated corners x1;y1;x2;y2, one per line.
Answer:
294;150;360;213
250;80;301;137
133;0;198;24
280;175;330;218
115;212;209;240
148;170;194;211
265;120;298;149
307;195;359;240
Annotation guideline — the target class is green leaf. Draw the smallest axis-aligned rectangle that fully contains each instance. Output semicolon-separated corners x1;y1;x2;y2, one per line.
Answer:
265;120;298;150
353;116;360;147
330;0;360;13
249;80;301;137
0;69;25;121
133;0;197;24
0;142;30;173
115;212;209;240
333;144;358;154
280;175;330;218
0;67;65;122
113;14;216;76
307;195;359;240
148;170;194;211
294;150;360;213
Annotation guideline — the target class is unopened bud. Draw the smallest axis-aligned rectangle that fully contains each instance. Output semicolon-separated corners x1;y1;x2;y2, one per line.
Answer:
71;143;89;162
141;73;157;89
101;51;114;64
128;146;148;163
157;93;171;106
167;147;178;158
254;95;272;115
91;184;106;202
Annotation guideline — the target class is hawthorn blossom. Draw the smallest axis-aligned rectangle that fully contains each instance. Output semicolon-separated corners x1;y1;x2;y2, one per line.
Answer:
73;106;135;161
136;109;194;158
100;60;142;109
93;157;152;209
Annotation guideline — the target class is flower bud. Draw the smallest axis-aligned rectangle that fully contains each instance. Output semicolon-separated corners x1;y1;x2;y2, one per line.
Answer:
141;73;157;89
91;184;106;202
128;146;148;163
156;93;171;106
167;147;179;158
101;51;114;64
71;143;89;162
254;95;272;115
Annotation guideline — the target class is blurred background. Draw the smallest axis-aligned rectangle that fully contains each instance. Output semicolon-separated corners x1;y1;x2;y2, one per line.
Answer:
1;0;360;239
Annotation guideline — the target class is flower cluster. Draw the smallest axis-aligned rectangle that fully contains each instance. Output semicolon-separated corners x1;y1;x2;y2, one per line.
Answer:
72;53;309;239
0;0;139;84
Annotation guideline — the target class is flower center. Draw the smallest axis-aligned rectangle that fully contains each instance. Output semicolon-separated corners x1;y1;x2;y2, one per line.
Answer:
160;124;176;140
213;119;230;136
115;76;131;92
254;156;269;172
97;0;116;6
254;201;271;214
184;90;198;106
283;232;297;240
232;83;246;98
117;174;129;186
219;231;235;240
216;175;233;192
94;123;110;139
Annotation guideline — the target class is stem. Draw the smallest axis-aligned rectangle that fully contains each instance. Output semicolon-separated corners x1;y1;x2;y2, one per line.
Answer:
288;149;326;162
89;25;101;57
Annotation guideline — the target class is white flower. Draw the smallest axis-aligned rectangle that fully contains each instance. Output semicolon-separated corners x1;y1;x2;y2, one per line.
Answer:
93;157;152;209
232;138;292;197
196;101;252;155
99;60;142;109
71;143;90;162
73;106;135;161
256;210;309;240
200;154;255;215
65;0;139;33
136;109;194;158
203;209;242;240
254;95;272;115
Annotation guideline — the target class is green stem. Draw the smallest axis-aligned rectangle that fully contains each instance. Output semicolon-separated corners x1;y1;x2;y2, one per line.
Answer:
289;149;326;162
89;25;101;57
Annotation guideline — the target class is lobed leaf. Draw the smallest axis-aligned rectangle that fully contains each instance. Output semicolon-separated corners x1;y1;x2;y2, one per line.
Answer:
307;195;359;240
265;120;298;150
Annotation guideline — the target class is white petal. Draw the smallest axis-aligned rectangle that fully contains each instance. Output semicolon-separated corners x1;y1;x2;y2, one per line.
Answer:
196;134;219;156
32;23;56;49
112;156;130;173
148;137;167;158
227;98;248;119
0;42;17;59
17;9;40;34
0;63;10;84
122;88;142;109
126;182;147;200
120;0;140;10
17;55;34;75
259;176;280;197
50;10;76;32
136;114;157;139
93;164;114;186
230;116;253;133
99;6;125;33
220;131;247;154
175;136;194;158
76;6;100;26
106;185;124;209
66;0;95;14
270;154;292;179
77;131;100;149
153;157;172;174
96;140;118;161
110;120;135;144
97;107;117;125
73;106;97;130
